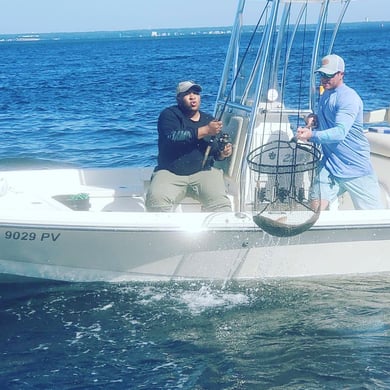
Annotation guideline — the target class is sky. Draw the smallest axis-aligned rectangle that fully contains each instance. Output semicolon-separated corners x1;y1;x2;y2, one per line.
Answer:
0;0;389;35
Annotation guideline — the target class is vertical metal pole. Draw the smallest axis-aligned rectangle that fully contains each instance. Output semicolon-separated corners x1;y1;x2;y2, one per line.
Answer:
239;0;280;211
328;0;351;50
309;0;352;112
214;0;246;116
309;0;330;112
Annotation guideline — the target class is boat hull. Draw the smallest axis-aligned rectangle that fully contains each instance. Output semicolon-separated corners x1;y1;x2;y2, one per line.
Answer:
1;211;389;282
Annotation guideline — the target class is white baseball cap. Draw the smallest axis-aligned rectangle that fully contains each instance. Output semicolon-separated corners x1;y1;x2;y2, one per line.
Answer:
316;54;345;74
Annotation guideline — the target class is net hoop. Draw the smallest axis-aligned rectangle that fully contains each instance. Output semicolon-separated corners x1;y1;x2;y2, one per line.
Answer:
247;139;321;175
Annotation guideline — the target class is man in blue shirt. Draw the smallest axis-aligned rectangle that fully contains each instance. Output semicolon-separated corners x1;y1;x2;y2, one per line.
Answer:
145;81;232;212
297;54;382;210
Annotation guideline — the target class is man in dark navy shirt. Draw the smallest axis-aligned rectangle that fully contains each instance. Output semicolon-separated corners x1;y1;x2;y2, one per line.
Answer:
146;81;232;212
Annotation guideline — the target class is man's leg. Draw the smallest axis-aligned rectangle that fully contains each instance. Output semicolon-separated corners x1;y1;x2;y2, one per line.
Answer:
145;170;188;212
189;168;232;212
309;166;339;211
341;175;383;209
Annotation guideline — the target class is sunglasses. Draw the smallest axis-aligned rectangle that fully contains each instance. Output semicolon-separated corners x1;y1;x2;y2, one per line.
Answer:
318;71;340;79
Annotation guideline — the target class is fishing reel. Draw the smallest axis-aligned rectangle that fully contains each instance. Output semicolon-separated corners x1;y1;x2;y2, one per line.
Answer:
215;132;231;151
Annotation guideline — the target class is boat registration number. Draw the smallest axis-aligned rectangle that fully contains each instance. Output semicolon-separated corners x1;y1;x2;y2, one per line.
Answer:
4;230;61;242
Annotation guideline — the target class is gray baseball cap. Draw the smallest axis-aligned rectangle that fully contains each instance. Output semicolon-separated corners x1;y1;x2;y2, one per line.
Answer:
176;81;202;96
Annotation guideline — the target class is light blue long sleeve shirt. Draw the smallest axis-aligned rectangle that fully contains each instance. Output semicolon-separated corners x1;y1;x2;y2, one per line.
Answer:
310;83;373;178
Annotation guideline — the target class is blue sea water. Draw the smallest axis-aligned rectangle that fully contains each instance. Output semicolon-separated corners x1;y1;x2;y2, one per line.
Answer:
0;23;389;169
1;23;390;389
0;33;228;169
1;277;390;389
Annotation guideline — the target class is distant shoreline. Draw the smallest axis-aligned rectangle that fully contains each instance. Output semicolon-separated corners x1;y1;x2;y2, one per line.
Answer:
0;21;388;43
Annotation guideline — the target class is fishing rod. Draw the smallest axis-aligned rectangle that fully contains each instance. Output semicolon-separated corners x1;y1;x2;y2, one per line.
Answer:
201;1;271;168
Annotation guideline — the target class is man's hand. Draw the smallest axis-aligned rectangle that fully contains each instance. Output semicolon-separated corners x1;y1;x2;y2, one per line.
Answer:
198;120;223;139
208;120;223;136
305;113;318;128
219;143;233;159
296;126;313;142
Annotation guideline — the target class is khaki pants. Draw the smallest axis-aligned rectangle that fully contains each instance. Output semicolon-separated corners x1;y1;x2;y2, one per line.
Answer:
145;168;232;212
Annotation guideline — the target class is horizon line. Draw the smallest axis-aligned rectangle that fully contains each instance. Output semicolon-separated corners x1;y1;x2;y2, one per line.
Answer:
0;20;388;37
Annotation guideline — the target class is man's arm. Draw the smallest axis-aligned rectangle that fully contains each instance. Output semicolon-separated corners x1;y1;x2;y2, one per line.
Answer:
298;95;360;143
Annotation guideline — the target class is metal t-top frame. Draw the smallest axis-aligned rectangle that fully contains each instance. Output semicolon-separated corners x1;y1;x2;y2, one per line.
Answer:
214;0;351;212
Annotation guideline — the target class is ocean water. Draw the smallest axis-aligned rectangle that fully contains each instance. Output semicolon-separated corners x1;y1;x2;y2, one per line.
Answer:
1;277;390;389
1;23;390;389
0;34;228;169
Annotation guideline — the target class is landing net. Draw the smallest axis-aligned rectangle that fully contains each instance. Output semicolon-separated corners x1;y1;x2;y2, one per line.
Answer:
247;139;321;237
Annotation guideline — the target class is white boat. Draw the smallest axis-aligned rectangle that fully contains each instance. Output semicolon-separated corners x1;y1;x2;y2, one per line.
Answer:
1;0;390;282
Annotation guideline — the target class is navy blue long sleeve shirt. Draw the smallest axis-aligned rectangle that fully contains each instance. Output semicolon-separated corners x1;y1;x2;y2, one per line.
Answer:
156;105;220;175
